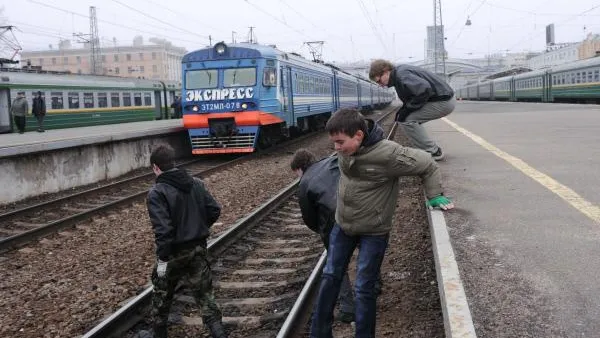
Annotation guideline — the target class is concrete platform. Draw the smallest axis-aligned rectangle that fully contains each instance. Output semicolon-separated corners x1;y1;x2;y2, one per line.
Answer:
0;119;190;204
429;101;600;336
0;119;184;159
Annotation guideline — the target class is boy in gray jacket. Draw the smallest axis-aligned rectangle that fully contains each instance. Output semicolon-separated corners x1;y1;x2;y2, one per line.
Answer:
309;108;453;338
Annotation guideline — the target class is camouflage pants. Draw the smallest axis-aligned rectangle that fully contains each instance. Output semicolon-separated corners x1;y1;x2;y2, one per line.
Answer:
151;246;222;334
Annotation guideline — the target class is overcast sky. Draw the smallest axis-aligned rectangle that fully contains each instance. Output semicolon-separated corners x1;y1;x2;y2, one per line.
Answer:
2;0;600;63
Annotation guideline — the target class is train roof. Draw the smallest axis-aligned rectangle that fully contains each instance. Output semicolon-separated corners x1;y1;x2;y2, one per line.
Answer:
511;68;547;80
0;70;165;89
183;43;381;86
550;56;600;73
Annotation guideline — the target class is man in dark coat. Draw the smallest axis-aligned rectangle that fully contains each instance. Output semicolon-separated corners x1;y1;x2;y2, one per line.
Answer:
32;91;46;132
369;59;456;161
291;149;356;323
146;145;227;338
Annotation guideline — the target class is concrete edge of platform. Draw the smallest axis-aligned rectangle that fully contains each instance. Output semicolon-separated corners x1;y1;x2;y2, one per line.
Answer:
426;202;477;338
0;125;185;158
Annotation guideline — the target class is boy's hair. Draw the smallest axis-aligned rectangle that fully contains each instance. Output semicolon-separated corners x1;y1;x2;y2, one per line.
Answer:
325;108;368;137
290;148;316;172
369;59;394;81
150;144;176;171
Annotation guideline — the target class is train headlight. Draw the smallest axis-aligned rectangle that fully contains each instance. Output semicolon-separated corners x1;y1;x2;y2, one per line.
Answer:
215;42;227;55
192;105;199;112
241;103;248;109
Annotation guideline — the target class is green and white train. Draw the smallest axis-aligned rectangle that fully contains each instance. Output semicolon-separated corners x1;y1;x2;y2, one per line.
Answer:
0;69;180;134
458;57;600;103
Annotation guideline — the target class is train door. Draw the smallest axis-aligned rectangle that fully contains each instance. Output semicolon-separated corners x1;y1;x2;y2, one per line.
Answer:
153;90;163;119
281;66;294;126
0;88;11;133
543;72;552;102
332;71;339;110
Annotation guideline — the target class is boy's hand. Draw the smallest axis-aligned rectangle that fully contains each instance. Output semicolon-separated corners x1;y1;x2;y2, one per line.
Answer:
156;259;168;277
427;195;454;210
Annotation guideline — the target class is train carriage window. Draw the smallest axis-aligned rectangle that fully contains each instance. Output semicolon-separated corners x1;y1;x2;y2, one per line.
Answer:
588;71;593;83
186;69;217;89
224;68;256;87
595;70;599;82
51;92;64;109
144;92;152;105
576;73;581;83
111;92;120;107
123;93;132;107
83;93;94;108
134;92;142;106
98;93;108;108
68;92;80;109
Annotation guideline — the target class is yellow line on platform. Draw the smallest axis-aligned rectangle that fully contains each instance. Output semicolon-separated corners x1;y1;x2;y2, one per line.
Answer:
442;117;600;224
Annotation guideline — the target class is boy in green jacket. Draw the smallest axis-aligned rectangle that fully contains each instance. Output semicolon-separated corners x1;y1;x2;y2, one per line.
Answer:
309;108;453;338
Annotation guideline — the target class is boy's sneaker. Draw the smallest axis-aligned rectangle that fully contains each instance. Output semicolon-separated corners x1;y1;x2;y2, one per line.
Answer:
431;147;444;161
337;311;355;323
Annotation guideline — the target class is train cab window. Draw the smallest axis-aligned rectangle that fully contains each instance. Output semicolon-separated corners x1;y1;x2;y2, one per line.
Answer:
263;67;277;87
83;93;94;108
68;92;80;109
50;92;64;109
98;93;108;108
224;68;256;87
144;92;152;105
186;69;217;89
134;92;142;106
123;93;132;107
111;92;120;107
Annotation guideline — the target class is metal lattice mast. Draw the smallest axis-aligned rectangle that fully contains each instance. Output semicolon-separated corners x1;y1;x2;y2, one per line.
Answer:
89;6;102;75
433;0;446;78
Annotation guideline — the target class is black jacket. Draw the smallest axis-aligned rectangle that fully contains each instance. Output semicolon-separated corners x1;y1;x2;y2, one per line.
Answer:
388;65;454;122
32;97;46;116
147;168;221;260
297;156;340;246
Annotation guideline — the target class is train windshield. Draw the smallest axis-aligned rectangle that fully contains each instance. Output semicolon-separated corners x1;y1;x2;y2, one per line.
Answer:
186;69;218;89
223;68;256;87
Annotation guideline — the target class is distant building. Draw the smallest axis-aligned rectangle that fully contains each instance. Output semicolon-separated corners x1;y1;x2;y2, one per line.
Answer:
20;37;186;82
579;33;600;59
527;43;580;69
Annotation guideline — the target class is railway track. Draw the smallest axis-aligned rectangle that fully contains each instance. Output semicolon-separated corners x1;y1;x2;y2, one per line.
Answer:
0;131;321;253
82;107;399;338
82;181;322;338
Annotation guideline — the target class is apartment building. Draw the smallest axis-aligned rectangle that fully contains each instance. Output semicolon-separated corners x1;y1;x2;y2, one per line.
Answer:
21;37;186;82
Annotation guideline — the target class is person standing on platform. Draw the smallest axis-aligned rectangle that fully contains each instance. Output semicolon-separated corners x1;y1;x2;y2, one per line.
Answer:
309;108;454;338
369;59;455;161
32;91;46;132
10;91;28;134
146;145;227;338
290;149;356;323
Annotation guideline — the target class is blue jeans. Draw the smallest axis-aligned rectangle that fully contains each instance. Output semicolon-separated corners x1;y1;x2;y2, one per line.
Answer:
310;224;389;338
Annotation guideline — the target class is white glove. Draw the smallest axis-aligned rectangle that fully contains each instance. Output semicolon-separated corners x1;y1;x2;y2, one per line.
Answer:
156;259;168;278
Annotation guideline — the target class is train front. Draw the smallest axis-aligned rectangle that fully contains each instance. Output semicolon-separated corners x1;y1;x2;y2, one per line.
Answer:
182;42;282;155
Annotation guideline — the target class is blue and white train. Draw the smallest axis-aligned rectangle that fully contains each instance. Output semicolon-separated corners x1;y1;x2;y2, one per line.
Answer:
181;42;396;155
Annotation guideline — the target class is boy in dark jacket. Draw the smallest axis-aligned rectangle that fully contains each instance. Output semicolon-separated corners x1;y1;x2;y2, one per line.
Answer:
309;108;454;338
291;149;355;323
369;59;455;160
146;145;227;338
